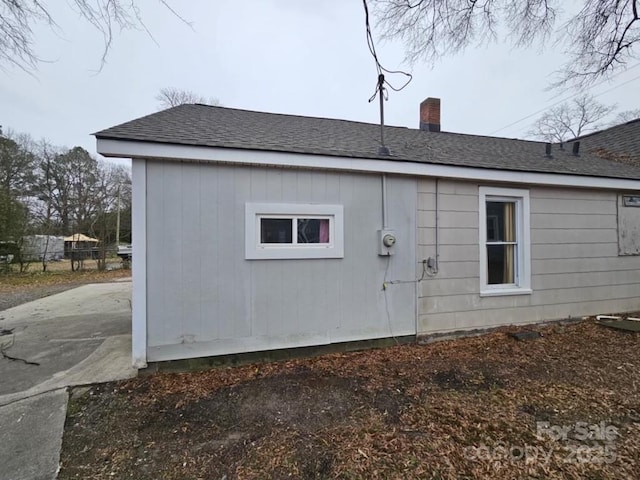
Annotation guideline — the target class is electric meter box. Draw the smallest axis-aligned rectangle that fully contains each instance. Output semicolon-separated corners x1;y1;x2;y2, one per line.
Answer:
378;229;397;256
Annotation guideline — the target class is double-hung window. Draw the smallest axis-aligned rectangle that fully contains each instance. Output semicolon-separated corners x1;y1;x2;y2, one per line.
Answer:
245;203;344;259
479;187;531;296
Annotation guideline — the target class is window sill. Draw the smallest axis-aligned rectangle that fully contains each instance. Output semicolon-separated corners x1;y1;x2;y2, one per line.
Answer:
246;247;343;260
480;288;532;297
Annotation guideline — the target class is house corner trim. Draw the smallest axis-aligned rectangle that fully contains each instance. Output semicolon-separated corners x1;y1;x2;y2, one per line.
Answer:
131;158;147;368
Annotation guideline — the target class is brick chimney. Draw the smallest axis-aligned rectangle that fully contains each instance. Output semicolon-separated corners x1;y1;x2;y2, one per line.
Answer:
420;97;441;132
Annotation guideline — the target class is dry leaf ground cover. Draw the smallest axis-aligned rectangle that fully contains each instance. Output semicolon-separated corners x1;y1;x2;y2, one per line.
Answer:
60;320;640;479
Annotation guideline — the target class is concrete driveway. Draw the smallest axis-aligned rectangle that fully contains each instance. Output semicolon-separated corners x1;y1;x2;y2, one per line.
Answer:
0;281;135;480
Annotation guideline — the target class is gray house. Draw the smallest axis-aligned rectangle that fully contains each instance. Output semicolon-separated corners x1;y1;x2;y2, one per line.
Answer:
96;100;640;368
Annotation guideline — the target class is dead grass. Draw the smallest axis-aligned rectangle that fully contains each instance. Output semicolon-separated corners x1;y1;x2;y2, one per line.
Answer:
60;320;640;479
0;260;128;287
2;257;124;273
0;262;130;311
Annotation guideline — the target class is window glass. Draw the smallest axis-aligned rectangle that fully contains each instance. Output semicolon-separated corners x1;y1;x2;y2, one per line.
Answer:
260;218;292;243
297;218;330;244
486;201;517;285
487;244;516;284
486;201;516;242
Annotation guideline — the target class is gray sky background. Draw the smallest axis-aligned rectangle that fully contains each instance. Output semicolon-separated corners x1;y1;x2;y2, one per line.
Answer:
2;0;640;167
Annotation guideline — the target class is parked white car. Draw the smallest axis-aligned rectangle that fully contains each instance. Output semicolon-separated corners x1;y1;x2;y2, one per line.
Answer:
116;245;132;260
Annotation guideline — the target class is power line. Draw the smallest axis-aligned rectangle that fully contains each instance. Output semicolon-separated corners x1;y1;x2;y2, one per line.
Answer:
489;62;640;136
362;0;413;155
362;0;412;100
540;62;640;107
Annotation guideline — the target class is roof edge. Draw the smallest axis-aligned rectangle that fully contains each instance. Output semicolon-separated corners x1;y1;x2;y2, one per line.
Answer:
97;137;640;190
569;117;640;143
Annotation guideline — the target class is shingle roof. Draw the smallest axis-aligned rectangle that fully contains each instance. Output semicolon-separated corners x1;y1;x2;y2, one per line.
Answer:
571;118;640;167
95;104;640;180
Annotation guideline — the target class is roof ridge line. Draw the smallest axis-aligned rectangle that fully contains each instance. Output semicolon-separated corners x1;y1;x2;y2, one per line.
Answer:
188;104;553;143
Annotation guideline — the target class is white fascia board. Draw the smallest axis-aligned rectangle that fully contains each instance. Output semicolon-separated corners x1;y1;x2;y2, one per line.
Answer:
97;138;640;191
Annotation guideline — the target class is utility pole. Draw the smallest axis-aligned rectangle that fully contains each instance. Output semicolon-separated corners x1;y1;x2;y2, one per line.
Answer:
115;183;121;248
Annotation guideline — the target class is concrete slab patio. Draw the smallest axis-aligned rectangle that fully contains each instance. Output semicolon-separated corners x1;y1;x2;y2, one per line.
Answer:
0;281;135;480
0;390;68;480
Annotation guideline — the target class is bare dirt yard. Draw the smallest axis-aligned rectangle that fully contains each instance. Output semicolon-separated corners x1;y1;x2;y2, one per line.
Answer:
0;259;130;311
59;320;640;479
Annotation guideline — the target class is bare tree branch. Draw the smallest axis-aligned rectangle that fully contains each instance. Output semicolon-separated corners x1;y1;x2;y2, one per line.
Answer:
553;0;640;87
374;0;555;64
528;94;617;142
156;87;221;109
0;1;190;72
374;0;640;87
610;107;640;125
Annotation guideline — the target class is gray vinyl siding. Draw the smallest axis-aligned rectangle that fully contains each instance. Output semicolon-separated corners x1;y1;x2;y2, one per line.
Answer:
418;179;640;334
145;160;416;361
143;159;640;358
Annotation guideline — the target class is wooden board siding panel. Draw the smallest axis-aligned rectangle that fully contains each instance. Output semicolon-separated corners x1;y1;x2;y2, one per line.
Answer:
418;228;478;247
533;257;640;274
437;211;479;229
418;179;436;193
617;193;640;255
419;296;640;333
180;162;203;342
433;245;479;262
421;261;479;280
531;228;616;245
530;197;616;215
418;183;640;335
532;269;640;290
420;283;637;313
198;165;220;340
529;188;614;201
531;213;617;230
145;162;417;361
159;162;183;344
531;243;619;259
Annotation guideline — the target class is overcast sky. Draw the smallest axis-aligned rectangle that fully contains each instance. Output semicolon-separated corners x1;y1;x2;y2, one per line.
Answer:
2;0;639;166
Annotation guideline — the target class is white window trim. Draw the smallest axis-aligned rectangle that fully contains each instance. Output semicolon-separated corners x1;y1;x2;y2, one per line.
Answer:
479;187;532;297
245;203;344;260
